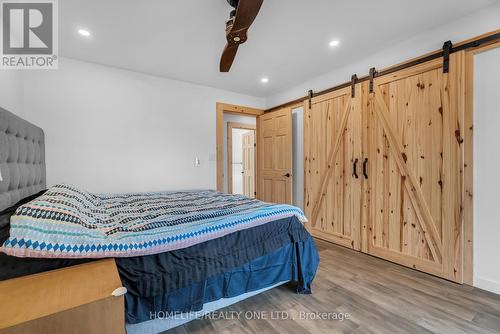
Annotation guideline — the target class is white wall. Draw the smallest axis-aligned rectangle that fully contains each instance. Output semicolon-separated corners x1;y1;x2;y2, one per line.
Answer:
0;71;24;115
267;2;500;108
292;107;304;209
473;46;500;295
222;114;256;193
21;57;265;193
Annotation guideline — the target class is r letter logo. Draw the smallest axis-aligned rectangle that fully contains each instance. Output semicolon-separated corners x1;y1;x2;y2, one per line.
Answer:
1;0;58;69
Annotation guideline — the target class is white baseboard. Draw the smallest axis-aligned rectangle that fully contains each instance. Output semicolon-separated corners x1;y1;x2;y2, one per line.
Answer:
473;276;500;295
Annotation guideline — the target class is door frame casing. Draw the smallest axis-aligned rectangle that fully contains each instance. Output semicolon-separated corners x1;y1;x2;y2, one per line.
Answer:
226;122;256;195
216;103;264;192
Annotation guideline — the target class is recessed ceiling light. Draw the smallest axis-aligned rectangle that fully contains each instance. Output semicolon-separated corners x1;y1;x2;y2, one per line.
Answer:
329;40;340;47
78;29;91;37
260;77;269;84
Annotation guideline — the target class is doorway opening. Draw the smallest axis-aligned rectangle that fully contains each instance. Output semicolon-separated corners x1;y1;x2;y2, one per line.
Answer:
216;103;263;195
227;123;256;197
216;102;298;205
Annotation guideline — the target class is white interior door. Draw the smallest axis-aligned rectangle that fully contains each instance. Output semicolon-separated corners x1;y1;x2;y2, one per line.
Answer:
242;131;255;198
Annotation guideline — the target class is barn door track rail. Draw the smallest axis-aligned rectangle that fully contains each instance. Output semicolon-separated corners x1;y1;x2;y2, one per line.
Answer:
274;30;500;113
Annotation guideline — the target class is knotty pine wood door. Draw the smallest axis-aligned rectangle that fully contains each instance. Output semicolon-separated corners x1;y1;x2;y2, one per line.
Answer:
303;54;465;282
364;55;465;282
304;86;363;250
257;108;293;204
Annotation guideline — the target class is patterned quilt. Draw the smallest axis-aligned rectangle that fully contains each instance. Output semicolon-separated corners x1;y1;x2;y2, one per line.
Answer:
0;184;307;258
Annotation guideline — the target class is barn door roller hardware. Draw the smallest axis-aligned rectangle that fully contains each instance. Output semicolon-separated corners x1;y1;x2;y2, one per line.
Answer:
308;89;313;109
351;74;358;97
442;40;453;73
369;67;377;93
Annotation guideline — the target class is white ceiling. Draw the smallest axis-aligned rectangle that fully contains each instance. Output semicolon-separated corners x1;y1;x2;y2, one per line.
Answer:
60;0;496;97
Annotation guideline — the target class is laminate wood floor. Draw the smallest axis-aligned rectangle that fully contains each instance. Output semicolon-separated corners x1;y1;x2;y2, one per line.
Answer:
163;239;500;334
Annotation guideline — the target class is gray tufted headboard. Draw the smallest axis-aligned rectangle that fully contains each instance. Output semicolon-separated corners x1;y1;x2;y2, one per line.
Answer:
0;107;46;211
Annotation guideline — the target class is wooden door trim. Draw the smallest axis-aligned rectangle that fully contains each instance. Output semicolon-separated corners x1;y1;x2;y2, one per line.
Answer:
226;122;256;194
463;50;474;285
216;103;264;192
462;41;500;285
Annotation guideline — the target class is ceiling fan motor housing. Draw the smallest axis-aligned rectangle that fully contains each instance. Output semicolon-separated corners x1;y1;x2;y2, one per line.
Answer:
227;0;239;8
227;31;247;45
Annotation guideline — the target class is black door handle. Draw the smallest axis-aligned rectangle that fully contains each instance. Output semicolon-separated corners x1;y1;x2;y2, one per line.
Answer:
363;158;368;179
353;159;359;179
283;173;291;178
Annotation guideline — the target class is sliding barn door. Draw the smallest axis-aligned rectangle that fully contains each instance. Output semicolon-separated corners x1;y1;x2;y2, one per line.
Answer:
257;108;293;204
364;55;464;282
304;86;362;250
242;131;255;198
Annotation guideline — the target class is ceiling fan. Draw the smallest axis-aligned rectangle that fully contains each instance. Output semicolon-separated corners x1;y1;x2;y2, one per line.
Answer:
220;0;264;72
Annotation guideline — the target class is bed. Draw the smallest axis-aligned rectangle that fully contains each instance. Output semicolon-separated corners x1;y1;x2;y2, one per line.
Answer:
0;107;319;334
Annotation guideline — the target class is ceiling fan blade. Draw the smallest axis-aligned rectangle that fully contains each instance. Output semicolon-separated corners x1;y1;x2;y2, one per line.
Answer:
220;43;239;72
232;0;264;32
219;0;263;72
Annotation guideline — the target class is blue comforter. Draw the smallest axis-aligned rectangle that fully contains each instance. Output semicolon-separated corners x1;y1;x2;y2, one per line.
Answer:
117;216;319;324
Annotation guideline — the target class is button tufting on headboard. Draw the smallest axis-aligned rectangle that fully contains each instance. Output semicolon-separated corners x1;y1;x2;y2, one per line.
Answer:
0;107;46;211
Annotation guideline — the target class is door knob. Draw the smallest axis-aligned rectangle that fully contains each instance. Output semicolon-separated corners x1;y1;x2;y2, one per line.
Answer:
283;173;291;178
